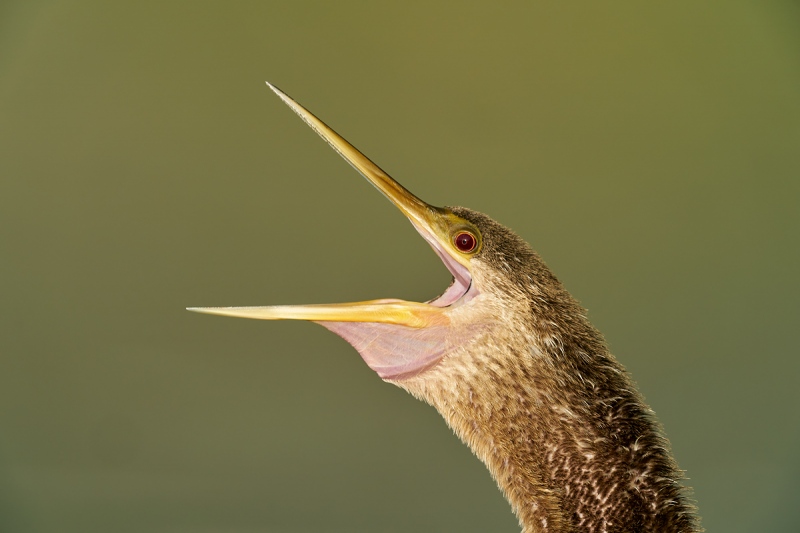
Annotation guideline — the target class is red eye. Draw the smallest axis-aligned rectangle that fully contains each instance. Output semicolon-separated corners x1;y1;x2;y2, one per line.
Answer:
454;232;477;253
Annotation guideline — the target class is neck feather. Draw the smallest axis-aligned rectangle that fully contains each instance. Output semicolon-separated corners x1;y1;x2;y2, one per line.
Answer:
399;321;699;533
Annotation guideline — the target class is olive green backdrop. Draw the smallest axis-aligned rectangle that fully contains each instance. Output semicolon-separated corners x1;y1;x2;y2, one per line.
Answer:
1;2;798;532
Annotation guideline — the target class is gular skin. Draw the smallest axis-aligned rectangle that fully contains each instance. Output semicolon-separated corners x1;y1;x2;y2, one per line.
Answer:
388;207;701;533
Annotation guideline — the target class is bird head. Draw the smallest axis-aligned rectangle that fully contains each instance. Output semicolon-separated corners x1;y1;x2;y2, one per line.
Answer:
188;83;543;381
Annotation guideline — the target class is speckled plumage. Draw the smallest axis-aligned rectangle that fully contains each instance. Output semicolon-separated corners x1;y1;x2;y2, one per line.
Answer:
393;207;701;533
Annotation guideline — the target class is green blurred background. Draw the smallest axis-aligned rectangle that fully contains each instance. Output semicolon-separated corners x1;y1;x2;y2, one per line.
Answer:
1;1;798;531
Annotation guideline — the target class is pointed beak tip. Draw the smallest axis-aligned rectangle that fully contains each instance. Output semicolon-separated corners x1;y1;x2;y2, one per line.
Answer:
264;81;285;98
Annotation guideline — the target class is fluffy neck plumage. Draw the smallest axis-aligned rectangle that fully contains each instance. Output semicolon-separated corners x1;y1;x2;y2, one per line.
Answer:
396;287;699;533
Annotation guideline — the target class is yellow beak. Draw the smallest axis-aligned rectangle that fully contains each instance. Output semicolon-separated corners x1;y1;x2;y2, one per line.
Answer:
187;83;473;329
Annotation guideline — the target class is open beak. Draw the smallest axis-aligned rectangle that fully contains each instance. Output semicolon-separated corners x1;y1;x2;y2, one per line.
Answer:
188;83;478;378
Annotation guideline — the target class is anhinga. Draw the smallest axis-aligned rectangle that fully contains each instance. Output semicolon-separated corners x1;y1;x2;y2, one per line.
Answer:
189;83;701;533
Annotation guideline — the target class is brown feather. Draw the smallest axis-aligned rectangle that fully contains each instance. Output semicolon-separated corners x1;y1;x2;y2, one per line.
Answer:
393;207;701;533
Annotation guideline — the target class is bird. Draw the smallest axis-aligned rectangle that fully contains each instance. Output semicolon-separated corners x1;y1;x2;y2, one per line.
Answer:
188;83;701;533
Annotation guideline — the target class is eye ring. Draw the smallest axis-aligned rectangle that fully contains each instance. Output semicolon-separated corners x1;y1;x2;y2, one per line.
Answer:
454;231;477;253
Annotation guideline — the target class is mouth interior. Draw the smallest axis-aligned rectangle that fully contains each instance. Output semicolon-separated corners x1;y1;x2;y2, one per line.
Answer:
427;254;472;308
415;226;476;308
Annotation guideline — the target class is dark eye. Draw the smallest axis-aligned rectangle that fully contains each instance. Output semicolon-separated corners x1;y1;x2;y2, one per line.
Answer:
454;231;477;253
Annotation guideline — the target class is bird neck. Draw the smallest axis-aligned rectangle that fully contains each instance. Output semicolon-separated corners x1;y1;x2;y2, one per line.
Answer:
399;324;699;533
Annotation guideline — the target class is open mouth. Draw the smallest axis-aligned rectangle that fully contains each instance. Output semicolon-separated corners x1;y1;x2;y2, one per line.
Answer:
188;83;482;379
